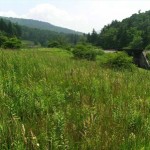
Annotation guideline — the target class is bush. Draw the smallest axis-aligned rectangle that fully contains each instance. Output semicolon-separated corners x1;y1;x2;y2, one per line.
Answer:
3;37;21;49
0;35;8;47
48;41;60;48
145;44;150;51
146;53;150;62
72;44;98;61
100;52;135;70
94;48;105;56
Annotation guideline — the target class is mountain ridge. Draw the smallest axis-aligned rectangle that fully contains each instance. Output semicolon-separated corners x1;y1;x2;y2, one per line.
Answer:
0;16;83;35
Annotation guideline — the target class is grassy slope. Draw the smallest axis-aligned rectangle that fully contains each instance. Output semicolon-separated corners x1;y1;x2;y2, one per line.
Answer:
0;48;150;149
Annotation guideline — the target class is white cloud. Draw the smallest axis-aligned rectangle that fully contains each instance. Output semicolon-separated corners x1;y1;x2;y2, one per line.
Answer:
0;1;150;33
0;3;88;32
0;11;19;18
25;3;87;32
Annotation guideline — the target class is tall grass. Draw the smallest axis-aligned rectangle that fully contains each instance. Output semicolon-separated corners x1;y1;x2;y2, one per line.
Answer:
0;48;150;149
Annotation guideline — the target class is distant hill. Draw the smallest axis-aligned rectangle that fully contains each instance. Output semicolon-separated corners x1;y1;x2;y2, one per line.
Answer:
0;17;82;47
0;16;82;35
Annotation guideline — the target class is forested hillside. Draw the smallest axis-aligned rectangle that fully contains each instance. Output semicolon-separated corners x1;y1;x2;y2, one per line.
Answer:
87;10;150;50
0;18;21;37
1;17;82;35
0;17;83;47
21;26;82;46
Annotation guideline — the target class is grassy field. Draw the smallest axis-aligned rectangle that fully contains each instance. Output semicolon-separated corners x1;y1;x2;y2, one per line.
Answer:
0;48;150;149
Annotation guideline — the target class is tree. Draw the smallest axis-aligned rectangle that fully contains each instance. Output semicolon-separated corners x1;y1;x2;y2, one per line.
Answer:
128;35;143;49
127;28;143;49
0;18;22;38
87;29;99;46
0;19;7;32
3;37;22;49
14;24;22;37
0;34;8;47
90;10;150;50
7;21;14;36
100;27;118;49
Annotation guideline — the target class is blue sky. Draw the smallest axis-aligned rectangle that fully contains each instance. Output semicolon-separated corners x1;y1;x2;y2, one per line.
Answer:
0;0;150;33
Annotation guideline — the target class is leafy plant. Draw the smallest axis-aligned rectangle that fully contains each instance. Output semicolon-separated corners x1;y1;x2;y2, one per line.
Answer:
72;43;98;61
145;44;150;51
0;34;8;47
146;53;150;62
100;52;135;70
48;41;60;48
128;35;143;49
3;37;22;49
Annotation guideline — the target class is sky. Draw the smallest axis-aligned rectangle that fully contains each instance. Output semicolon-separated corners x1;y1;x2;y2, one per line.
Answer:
0;0;150;33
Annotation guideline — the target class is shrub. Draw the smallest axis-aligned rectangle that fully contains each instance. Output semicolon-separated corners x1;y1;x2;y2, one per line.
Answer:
0;35;8;47
100;52;135;70
146;53;150;62
72;44;97;61
94;48;105;56
3;37;21;49
48;41;60;48
145;44;150;51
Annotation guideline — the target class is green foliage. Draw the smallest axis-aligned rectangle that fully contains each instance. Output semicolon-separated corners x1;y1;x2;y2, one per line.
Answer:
21;40;38;48
87;11;150;50
3;37;22;49
48;41;60;48
94;48;105;56
48;39;73;51
21;26;82;47
0;17;83;47
4;16;82;34
128;36;143;49
0;48;150;149
99;26;119;49
87;29;99;45
0;18;22;37
0;34;8;47
100;52;135;70
72;44;98;61
0;33;22;49
127;29;143;49
145;44;150;50
146;53;150;62
0;18;22;49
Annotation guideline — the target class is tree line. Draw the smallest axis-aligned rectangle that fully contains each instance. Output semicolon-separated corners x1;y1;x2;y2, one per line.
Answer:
0;18;22;48
87;10;150;50
21;26;83;47
0;17;84;49
0;18;21;37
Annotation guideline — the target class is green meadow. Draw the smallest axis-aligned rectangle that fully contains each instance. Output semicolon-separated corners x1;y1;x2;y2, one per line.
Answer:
0;48;150;149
